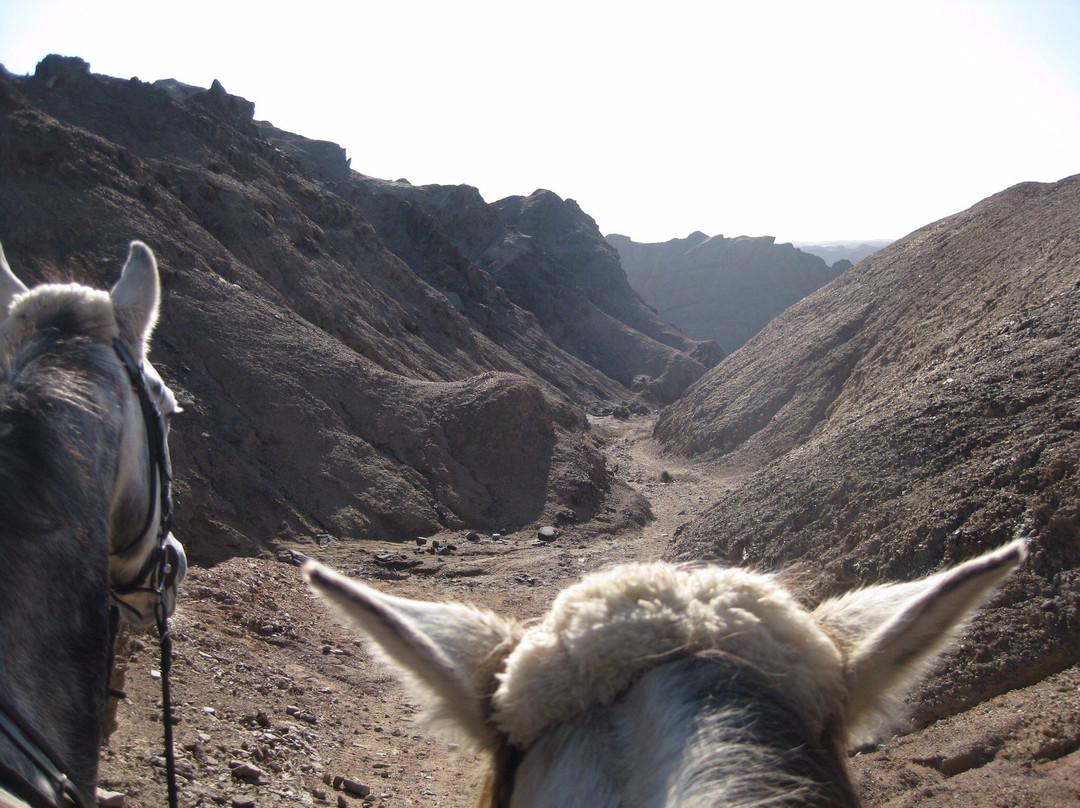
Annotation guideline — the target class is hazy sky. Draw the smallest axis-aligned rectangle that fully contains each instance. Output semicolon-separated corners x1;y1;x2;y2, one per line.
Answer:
2;0;1078;243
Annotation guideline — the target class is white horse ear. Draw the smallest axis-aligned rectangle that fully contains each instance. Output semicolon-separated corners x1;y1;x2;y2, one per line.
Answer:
304;561;520;748
0;242;30;317
109;241;160;354
813;539;1027;742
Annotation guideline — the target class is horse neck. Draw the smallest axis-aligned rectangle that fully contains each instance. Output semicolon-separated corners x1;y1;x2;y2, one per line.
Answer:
0;337;128;796
507;656;859;808
0;529;112;798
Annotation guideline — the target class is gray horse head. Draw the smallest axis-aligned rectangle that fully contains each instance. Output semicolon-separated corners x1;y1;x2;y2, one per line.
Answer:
305;540;1026;807
0;241;184;802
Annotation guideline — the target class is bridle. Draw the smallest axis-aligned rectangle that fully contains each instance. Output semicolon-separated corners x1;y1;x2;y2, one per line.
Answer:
109;337;182;623
0;339;183;808
109;338;182;808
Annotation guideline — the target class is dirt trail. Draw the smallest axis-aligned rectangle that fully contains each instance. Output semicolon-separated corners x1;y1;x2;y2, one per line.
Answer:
99;415;722;808
590;414;738;561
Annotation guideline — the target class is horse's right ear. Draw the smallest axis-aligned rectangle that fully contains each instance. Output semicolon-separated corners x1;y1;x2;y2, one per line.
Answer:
304;561;521;748
0;242;30;317
110;241;160;355
813;539;1027;743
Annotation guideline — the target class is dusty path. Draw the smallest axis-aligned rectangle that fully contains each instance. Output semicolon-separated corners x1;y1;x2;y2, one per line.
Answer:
98;415;725;808
589;414;738;562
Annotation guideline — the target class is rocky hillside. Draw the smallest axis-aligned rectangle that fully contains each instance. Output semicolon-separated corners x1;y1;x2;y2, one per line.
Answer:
609;231;849;353
656;173;1080;727
260;126;721;406
0;55;698;562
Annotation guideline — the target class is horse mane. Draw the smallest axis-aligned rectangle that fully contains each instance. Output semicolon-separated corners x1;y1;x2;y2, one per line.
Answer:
0;283;119;350
635;656;858;807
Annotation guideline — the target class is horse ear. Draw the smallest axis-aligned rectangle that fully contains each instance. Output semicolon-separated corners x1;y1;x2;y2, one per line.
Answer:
0;242;30;317
109;241;160;354
813;539;1027;742
304;560;520;748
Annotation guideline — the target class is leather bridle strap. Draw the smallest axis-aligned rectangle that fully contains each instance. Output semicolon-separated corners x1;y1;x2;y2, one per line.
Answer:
109;339;180;808
110;338;173;560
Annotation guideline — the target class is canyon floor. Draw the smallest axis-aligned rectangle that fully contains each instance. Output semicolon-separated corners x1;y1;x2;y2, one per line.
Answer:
99;415;1080;808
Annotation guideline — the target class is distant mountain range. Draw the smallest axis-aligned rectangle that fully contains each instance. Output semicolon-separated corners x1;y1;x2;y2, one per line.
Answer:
793;240;892;265
609;232;853;354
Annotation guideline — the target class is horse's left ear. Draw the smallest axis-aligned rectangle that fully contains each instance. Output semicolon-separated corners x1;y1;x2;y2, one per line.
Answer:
110;241;160;355
0;241;30;317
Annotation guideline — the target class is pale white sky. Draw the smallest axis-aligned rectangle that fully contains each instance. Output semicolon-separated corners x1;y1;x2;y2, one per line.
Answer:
2;0;1078;243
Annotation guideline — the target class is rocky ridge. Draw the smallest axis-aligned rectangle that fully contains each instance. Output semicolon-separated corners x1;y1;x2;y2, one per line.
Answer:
262;126;721;405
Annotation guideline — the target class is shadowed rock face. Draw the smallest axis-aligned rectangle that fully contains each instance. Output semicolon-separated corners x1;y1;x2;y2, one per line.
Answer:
656;172;1080;723
609;232;848;354
0;55;670;561
261;127;723;407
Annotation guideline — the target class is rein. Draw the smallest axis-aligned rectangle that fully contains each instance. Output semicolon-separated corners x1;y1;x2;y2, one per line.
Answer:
109;338;180;808
109;338;173;564
0;692;95;808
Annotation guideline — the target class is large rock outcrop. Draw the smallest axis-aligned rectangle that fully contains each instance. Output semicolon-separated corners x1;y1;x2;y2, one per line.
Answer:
656;173;1080;724
610;232;848;353
0;55;643;561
